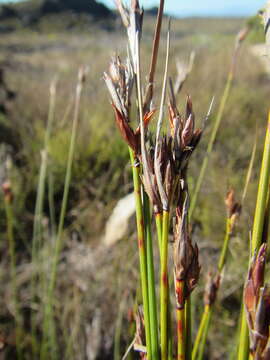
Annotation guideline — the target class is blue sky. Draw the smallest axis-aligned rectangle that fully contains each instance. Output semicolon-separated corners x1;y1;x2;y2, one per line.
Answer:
0;0;266;17
100;0;266;16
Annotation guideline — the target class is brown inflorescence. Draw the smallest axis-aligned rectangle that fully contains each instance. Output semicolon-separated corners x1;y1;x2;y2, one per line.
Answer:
244;244;270;358
173;194;200;309
204;272;221;306
2;180;13;204
225;188;241;232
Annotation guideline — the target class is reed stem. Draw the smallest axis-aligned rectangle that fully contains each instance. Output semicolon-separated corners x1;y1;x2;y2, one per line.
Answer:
238;111;270;360
155;212;163;254
129;148;152;360
197;306;212;360
185;298;192;360
218;217;232;272
160;210;170;360
176;280;185;360
192;305;209;360
143;192;159;360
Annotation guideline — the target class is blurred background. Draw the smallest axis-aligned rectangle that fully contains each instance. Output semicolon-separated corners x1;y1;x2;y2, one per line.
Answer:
0;0;269;359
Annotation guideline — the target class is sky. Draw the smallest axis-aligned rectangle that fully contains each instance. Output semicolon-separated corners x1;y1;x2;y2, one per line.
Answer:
0;0;267;17
99;0;266;17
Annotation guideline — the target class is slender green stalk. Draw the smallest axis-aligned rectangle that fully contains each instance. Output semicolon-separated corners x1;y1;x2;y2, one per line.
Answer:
250;111;270;253
160;210;170;360
192;305;209;360
189;71;233;219
155;212;163;254
168;294;173;360
129;148;152;360
49;72;84;294
197;306;212;360
31;80;56;355
48;171;56;236
238;111;270;360
185;298;192;360
32;80;56;255
218;217;232;272
176;280;185;360
143;192;159;360
41;69;85;360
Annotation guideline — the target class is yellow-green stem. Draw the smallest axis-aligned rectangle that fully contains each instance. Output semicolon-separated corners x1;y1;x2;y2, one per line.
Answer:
238;111;270;360
160;210;170;360
218;217;232;272
192;305;209;360
144;192;159;360
129;148;152;360
176;281;186;360
197;306;212;360
185;298;192;360
251;111;270;253
155;212;163;255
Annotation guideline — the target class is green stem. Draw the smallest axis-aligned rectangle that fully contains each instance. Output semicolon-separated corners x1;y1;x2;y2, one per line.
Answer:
237;311;250;360
218;217;232;272
160;210;170;360
143;192;159;360
189;71;233;219
197;306;212;360
155;212;163;255
237;111;270;360
129;148;152;360
251;111;270;253
41;72;84;360
192;305;209;360
176;281;185;360
185;298;192;360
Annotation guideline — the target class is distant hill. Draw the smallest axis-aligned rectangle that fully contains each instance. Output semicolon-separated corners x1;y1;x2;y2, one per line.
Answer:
40;0;112;18
0;0;114;31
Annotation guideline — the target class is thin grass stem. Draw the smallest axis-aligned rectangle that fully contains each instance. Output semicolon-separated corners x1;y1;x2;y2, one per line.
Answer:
176;280;185;360
238;111;270;360
218;217;232;272
129;148;152;360
192;305;209;360
185;298;192;360
41;69;85;360
155;212;163;254
160;210;169;360
197;306;212;360
143;192;159;360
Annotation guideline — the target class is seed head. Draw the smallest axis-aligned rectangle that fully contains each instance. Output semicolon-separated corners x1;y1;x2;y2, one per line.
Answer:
104;56;154;154
115;0;144;71
168;93;202;173
244;244;268;356
173;193;200;308
204;272;221;306
2;180;13;204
